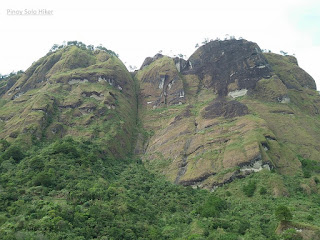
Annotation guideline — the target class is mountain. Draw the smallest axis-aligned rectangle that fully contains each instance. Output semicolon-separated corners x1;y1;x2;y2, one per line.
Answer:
0;45;137;159
137;39;320;189
0;40;320;239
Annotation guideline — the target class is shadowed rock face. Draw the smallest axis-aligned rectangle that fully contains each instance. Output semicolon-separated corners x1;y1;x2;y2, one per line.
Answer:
203;98;249;119
184;39;272;96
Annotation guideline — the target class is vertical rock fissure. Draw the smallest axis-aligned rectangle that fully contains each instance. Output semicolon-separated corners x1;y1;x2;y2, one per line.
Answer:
175;137;192;184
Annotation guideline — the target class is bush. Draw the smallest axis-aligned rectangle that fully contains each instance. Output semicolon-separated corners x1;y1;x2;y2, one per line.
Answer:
1;145;25;163
197;195;226;218
0;139;10;152
237;219;250;235
298;156;320;178
303;170;311;178
33;172;54;187
281;228;302;240
275;205;292;222
259;187;267;195
52;140;80;158
307;215;314;221
242;181;257;197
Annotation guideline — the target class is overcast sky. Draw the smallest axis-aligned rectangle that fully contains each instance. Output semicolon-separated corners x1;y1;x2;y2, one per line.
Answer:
1;0;319;89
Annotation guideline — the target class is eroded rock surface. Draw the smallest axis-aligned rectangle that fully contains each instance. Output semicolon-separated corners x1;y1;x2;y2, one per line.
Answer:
185;39;272;96
137;39;318;190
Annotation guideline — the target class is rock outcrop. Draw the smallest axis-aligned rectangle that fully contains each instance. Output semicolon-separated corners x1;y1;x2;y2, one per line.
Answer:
0;46;137;159
137;39;319;190
1;39;320;191
185;39;272;96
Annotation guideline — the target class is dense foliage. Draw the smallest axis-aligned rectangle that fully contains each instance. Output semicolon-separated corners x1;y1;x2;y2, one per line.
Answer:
1;138;320;239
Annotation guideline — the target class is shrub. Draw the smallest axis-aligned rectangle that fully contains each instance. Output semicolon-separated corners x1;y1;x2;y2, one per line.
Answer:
237;219;250;235
275;205;292;222
33;172;54;187
259;187;267;195
298;156;320;178
242;181;257;197
307;215;314;221
281;228;302;240
303;170;311;178
1;145;25;163
197;195;226;218
52;140;80;158
0;139;10;152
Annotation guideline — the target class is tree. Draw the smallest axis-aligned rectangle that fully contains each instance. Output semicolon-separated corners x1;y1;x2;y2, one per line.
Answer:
275;205;293;222
202;38;209;45
50;44;59;52
87;45;94;51
128;65;137;71
280;50;288;56
197;195;226;217
1;145;25;163
195;43;199;48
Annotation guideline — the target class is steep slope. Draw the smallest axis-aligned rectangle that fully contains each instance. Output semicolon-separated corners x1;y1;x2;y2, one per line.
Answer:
1;40;320;239
136;39;320;190
0;45;138;159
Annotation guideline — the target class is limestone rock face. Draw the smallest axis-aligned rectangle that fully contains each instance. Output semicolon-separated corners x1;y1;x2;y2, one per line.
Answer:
137;39;320;190
0;46;137;159
136;56;186;108
1;39;320;191
203;98;249;119
185;39;272;96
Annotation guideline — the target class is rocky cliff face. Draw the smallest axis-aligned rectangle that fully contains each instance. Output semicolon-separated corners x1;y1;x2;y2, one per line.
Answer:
185;39;272;96
136;39;320;190
1;39;320;190
0;46;137;159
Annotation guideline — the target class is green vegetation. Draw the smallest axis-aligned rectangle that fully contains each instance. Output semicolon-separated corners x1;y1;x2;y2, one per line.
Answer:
49;41;118;57
298;155;320;178
242;180;257;197
264;53;316;90
1;137;320;239
275;205;293;222
1;41;320;239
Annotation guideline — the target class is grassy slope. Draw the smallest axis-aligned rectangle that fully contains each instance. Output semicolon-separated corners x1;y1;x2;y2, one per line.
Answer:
0;46;137;159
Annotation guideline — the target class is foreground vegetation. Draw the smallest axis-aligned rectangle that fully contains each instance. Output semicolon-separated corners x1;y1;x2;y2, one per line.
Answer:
0;138;319;239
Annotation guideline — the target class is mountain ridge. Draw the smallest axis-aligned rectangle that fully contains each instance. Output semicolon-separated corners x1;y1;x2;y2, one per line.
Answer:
1;39;320;239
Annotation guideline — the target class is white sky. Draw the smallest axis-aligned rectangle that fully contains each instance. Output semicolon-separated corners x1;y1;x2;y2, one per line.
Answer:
1;0;319;89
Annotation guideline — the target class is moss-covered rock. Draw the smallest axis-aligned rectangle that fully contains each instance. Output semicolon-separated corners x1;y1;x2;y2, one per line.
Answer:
0;45;138;160
264;53;317;90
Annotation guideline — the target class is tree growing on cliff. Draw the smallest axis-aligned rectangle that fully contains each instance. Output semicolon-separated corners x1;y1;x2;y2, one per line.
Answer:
202;38;209;45
280;50;288;56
